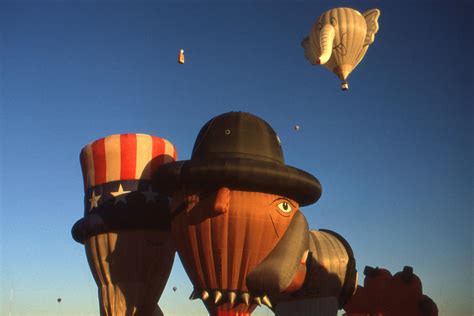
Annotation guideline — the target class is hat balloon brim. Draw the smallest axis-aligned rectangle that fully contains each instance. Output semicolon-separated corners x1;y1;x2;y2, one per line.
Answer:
154;158;321;206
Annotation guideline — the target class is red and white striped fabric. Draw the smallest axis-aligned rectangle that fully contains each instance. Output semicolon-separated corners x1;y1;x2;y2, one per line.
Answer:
80;134;177;190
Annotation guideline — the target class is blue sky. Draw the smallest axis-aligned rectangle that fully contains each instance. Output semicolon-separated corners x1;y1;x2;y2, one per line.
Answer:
0;1;472;315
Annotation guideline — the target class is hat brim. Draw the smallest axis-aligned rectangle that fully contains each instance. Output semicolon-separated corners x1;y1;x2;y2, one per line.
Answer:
71;194;171;244
154;158;322;206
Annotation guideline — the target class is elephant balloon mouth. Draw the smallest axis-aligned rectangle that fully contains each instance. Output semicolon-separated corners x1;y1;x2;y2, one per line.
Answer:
246;211;310;298
189;288;270;311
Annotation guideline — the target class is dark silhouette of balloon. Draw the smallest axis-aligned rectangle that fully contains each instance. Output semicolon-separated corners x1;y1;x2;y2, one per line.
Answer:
173;286;177;292
57;298;61;303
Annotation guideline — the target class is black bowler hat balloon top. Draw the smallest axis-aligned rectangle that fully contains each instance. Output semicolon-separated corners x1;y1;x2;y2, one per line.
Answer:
155;111;322;206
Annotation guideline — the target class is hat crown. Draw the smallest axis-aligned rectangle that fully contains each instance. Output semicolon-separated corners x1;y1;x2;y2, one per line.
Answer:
80;133;177;190
191;112;284;164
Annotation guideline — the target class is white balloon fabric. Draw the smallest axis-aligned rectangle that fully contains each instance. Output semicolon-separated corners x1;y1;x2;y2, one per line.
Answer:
303;7;381;90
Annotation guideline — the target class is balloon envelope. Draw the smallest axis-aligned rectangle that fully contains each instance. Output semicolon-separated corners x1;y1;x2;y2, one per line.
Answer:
304;7;380;89
72;134;178;316
178;49;185;64
85;231;174;315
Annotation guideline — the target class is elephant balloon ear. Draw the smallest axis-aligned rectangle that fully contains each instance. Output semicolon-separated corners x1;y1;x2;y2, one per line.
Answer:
363;9;381;46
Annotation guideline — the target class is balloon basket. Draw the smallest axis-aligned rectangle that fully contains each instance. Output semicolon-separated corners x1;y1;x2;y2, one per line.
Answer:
341;81;349;90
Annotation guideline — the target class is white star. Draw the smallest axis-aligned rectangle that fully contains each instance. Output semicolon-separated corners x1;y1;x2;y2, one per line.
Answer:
89;191;101;211
110;184;131;204
143;186;158;203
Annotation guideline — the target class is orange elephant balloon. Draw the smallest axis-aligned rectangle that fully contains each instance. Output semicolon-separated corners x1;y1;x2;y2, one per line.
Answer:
154;112;322;315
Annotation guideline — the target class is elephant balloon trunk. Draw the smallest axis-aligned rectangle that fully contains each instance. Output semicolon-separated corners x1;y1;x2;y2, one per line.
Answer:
317;24;335;64
246;211;309;299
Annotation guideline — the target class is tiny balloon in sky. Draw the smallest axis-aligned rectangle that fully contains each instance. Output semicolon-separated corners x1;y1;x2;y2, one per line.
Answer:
294;125;300;132
178;49;185;64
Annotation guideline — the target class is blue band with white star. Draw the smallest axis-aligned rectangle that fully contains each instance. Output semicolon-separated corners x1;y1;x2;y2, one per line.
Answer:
71;179;171;244
84;179;165;214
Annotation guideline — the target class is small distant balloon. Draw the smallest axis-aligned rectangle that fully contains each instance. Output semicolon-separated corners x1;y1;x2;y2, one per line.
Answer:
57;298;62;303
293;125;300;132
172;286;177;292
178;49;185;64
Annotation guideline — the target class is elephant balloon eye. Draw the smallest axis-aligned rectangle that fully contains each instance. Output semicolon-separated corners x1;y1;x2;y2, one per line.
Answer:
330;17;337;26
277;201;292;213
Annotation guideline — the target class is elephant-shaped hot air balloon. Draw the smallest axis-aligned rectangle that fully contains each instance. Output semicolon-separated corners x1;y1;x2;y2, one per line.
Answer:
154;112;322;315
72;133;177;316
302;7;381;90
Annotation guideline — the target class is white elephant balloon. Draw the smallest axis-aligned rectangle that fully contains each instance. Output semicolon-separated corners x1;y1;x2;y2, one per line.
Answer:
302;7;380;90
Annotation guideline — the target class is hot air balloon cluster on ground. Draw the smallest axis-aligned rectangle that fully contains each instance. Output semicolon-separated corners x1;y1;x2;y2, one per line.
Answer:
71;6;438;316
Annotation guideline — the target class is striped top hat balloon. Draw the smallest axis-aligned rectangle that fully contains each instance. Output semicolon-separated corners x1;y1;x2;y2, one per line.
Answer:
72;133;177;243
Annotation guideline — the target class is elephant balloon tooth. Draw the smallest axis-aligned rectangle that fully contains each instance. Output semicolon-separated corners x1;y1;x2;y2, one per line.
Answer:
228;291;236;306
189;290;199;300
241;293;250;306
262;295;272;308
254;296;262;306
213;290;222;304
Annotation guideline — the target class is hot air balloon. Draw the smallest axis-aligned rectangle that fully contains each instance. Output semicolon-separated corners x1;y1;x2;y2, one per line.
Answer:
173;286;177;292
154;112;322;316
293;125;300;132
72;133;177;316
178;49;185;64
57;298;62;303
344;266;439;316
303;7;381;90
